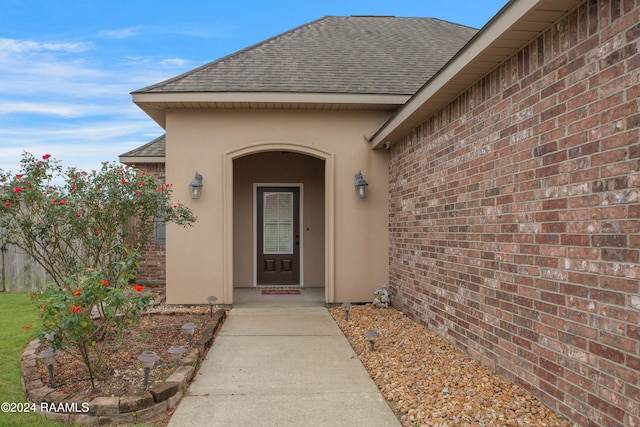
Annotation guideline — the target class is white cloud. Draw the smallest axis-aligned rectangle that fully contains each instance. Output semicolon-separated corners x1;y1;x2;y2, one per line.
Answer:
0;38;91;53
97;28;140;39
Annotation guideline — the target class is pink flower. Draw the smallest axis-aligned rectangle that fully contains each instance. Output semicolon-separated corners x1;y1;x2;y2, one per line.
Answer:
138;181;145;187
135;190;142;195
13;187;22;193
95;230;102;236
42;154;51;159
70;184;76;190
15;174;23;179
75;213;81;218
3;202;10;207
59;199;66;205
121;179;127;184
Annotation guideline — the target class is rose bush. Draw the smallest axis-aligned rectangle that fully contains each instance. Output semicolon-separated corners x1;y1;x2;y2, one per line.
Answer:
0;152;195;288
0;152;195;386
36;264;153;386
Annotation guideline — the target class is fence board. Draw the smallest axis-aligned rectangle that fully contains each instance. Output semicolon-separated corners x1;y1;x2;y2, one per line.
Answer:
0;241;50;293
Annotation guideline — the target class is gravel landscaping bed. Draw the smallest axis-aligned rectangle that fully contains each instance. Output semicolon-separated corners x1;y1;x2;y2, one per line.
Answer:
329;304;575;427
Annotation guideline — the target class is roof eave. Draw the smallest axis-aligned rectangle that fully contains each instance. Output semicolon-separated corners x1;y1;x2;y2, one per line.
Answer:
132;92;411;128
119;156;166;165
370;0;585;149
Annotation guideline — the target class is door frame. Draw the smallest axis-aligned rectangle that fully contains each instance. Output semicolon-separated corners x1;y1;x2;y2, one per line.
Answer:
253;183;304;287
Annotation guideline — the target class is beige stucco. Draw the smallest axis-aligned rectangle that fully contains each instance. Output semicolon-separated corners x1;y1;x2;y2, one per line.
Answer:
164;109;390;304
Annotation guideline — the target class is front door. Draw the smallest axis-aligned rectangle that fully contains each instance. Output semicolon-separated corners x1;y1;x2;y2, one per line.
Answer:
256;187;300;285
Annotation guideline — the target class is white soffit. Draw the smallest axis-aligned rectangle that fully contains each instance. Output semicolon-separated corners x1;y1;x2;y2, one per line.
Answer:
132;92;410;128
370;0;585;149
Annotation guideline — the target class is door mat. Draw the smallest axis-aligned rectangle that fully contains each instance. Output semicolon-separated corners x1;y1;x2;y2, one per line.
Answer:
261;289;301;295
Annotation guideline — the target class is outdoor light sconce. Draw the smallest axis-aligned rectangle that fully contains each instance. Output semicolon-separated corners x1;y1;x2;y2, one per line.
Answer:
182;322;197;350
189;172;203;199
342;302;352;321
138;351;159;391
37;348;58;388
167;345;186;366
365;330;379;351
207;296;218;319
354;171;368;199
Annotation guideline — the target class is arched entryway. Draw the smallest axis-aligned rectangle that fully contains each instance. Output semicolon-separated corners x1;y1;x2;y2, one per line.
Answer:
223;142;335;304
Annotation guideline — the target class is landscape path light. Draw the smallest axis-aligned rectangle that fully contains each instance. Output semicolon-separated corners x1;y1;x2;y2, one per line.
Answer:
207;296;218;319
167;345;186;366
342;302;352;321
365;330;379;351
182;322;197;350
138;351;160;391
37;348;57;388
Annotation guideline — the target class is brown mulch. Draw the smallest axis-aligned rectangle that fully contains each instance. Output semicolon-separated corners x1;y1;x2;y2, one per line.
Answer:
329;304;575;427
36;288;220;426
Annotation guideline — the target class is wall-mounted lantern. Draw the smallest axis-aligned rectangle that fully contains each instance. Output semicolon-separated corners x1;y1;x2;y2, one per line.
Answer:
354;171;368;199
189;172;203;199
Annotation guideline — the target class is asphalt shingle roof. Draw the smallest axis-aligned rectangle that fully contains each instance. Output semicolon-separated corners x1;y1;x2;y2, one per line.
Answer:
120;134;165;158
134;16;477;96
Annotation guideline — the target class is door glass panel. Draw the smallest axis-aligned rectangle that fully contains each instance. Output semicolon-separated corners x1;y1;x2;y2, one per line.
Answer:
263;192;293;254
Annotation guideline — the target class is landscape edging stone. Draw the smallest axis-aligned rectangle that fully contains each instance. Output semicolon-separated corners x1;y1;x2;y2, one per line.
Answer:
21;309;225;424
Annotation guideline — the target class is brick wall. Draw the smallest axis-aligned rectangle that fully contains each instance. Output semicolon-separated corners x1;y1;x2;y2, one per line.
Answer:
388;1;639;425
135;163;166;284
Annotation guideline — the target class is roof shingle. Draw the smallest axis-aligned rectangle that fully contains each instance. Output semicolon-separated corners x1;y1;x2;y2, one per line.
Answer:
134;16;477;96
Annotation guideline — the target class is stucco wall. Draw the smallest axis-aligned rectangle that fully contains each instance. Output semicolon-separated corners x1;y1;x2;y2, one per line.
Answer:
389;1;639;426
164;109;390;305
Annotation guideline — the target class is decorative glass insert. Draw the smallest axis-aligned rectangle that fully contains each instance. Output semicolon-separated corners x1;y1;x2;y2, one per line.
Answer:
263;192;293;254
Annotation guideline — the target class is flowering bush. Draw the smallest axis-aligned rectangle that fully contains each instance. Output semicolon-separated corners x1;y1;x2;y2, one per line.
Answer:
0;152;195;386
35;263;153;385
0;152;195;288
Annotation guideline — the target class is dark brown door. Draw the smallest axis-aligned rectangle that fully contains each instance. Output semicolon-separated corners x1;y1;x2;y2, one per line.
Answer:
257;187;300;285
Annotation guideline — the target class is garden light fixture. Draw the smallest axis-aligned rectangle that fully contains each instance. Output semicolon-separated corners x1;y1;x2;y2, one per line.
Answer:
138;351;160;391
365;330;379;351
167;345;186;366
207;295;218;319
189;172;203;199
354;171;368;199
37;348;57;388
182;322;197;350
342;302;352;321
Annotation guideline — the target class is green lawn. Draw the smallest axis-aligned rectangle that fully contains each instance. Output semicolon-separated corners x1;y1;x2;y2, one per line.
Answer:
0;293;61;427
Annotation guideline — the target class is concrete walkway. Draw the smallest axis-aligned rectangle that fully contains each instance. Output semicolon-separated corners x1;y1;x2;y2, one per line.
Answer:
168;291;400;426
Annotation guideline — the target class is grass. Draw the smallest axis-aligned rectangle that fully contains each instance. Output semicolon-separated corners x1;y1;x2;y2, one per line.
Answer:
0;292;62;427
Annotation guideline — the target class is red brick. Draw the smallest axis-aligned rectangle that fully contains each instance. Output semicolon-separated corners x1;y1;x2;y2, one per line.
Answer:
386;3;640;425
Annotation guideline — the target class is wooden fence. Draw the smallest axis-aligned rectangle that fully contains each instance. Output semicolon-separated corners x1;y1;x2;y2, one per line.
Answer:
0;240;50;293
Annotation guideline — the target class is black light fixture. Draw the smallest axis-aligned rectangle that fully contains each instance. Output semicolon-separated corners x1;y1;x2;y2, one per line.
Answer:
182;322;197;350
342;302;352;321
37;348;57;388
207;296;218;319
365;330;379;351
354;171;368;199
167;345;186;366
189;172;203;199
138;351;159;391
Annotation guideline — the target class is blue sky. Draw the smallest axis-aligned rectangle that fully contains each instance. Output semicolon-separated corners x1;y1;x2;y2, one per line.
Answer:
0;0;508;174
